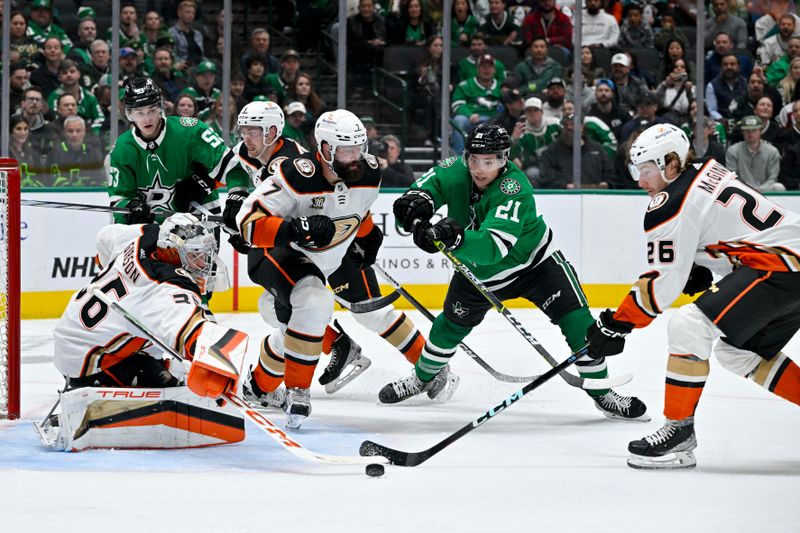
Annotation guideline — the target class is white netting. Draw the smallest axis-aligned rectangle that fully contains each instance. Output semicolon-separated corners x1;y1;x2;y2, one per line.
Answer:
0;168;9;417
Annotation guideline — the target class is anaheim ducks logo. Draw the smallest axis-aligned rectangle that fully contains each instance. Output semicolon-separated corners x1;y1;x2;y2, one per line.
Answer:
267;156;288;177
294;158;315;177
647;191;669;212
499;177;521;195
364;153;378;169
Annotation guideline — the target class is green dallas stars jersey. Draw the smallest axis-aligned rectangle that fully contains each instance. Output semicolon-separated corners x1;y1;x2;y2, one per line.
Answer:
108;115;239;223
411;157;551;285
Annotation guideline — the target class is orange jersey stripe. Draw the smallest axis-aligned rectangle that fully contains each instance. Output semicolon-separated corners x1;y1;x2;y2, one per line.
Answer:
614;293;656;329
251;216;286;248
357;213;374;237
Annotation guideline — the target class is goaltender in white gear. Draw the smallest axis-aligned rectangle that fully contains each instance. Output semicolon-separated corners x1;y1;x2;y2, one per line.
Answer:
39;215;250;451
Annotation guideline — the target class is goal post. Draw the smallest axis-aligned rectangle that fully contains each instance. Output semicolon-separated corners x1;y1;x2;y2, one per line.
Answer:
0;158;20;419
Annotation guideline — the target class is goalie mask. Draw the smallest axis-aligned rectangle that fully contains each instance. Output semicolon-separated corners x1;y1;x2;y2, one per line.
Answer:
157;214;218;292
314;110;368;182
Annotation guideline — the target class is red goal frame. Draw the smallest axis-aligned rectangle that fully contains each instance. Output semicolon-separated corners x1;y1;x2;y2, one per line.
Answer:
1;158;21;419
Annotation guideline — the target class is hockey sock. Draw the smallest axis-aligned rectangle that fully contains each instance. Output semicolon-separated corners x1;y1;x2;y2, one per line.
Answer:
558;308;609;397
749;352;800;406
415;315;470;381
322;325;337;354
664;353;709;421
283;328;323;389
253;336;285;393
379;312;426;364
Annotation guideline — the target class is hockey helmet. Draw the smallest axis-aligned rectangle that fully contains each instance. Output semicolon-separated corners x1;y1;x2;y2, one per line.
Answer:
237;100;284;148
628;123;690;182
157;213;218;290
124;77;162;111
314;110;368;166
463;124;511;171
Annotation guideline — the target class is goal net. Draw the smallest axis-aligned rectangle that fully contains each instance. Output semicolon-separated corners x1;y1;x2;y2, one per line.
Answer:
0;158;20;419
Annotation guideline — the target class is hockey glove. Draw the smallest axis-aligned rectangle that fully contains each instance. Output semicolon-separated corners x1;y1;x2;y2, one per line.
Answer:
223;191;249;232
430;217;464;251
288;215;335;248
347;224;384;268
393;189;434;232
228;233;251;255
125;196;155;224
412;221;439;254
173;172;216;212
683;265;713;296
585;309;635;359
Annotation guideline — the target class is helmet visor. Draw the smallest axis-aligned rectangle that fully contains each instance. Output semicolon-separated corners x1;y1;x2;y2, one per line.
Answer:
334;143;366;163
628;160;660;182
127;104;161;122
467;154;506;172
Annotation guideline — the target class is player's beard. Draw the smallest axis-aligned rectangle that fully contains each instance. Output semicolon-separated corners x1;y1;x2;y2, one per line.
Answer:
333;159;365;183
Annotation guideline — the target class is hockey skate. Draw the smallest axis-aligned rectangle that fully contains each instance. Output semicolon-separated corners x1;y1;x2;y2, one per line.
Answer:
318;320;372;394
627;419;697;470
284;387;312;430
593;390;650;421
241;368;286;410
426;364;460;403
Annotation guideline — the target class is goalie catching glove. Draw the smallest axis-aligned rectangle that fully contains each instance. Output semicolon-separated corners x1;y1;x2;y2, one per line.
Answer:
585;310;634;359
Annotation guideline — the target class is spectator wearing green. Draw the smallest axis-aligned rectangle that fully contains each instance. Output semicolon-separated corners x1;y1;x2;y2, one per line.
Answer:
451;0;479;46
67;18;97;66
265;49;301;105
107;1;147;52
765;36;800;87
451;53;503;152
457;32;506;83
181;61;221;121
283;101;310;149
26;0;72;52
514;37;564;95
510;97;562;183
78;40;110;91
47;116;104;187
47;59;105;135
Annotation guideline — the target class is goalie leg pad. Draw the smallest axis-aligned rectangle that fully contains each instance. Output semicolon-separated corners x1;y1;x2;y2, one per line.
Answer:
187;322;249;398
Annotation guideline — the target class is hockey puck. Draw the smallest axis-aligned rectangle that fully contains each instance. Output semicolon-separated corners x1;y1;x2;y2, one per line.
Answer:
365;463;385;477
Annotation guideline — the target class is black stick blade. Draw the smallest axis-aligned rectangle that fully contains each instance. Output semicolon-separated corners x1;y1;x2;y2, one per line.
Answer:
360;440;429;467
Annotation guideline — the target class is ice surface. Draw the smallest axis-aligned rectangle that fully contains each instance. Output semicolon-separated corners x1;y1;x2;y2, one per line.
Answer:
2;309;798;532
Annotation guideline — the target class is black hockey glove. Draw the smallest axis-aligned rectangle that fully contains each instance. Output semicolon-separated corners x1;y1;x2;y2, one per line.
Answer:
125;196;155;224
173;173;216;212
683;265;713;296
412;221;439;254
228;233;251;255
223;191;249;232
585;309;635;359
430;217;464;251
393;189;434;232
347;224;384;268
288;215;335;248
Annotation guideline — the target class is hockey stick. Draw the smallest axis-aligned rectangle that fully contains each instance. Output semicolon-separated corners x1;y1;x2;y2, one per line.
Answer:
435;243;632;390
335;290;403;313
373;264;539;383
21;199;225;224
360;347;586;466
89;285;388;466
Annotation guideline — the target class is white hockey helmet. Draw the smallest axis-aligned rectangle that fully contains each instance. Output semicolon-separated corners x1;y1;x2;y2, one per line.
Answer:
628;123;690;182
237;100;284;147
157;213;218;290
314;109;368;166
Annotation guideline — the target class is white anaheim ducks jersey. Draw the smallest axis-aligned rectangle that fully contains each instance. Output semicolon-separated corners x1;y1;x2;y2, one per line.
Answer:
615;158;800;328
54;224;210;378
221;137;307;191
236;152;382;277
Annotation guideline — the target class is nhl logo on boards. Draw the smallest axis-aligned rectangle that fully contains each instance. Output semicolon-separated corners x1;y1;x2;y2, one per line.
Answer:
439;156;457;168
179;117;198;127
294;158;315;177
499;178;521;196
311;196;325;209
647;191;669;212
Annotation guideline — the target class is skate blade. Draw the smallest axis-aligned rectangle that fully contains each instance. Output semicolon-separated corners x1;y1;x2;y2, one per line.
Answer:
32;420;64;450
595;404;651;422
627;451;697;470
285;414;307;430
428;374;461;404
324;355;372;394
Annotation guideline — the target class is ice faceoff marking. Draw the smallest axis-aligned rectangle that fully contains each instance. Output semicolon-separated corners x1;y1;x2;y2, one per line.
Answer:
473;390;524;427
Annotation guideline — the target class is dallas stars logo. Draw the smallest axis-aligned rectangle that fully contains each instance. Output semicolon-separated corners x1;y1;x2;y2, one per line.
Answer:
499;178;521;196
140;172;174;209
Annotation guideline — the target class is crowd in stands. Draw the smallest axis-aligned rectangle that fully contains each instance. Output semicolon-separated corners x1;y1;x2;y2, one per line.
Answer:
6;0;800;192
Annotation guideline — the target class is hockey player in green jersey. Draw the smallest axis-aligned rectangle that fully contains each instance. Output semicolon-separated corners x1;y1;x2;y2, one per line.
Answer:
384;123;649;421
108;77;239;225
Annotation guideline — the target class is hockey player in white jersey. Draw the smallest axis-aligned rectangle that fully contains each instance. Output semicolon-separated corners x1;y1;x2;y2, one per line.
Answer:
584;124;800;469
235;110;431;429
45;214;250;450
218;101;371;397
